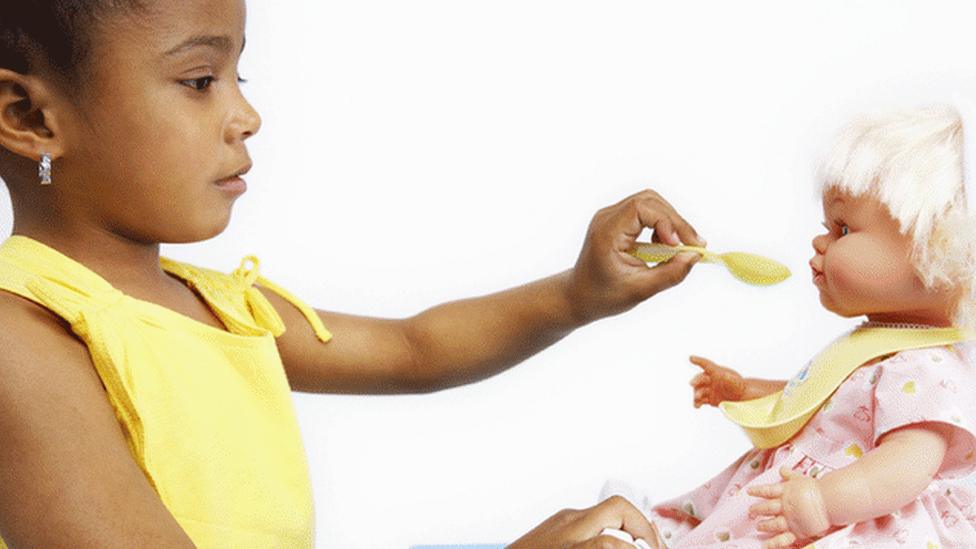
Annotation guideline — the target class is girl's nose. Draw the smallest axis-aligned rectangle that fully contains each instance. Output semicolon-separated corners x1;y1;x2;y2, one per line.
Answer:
227;93;263;143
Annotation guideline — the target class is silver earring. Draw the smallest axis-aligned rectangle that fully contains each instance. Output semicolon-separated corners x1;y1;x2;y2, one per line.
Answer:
38;152;52;185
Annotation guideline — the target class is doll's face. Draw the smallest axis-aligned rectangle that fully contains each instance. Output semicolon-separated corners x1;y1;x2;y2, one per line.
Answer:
809;189;953;324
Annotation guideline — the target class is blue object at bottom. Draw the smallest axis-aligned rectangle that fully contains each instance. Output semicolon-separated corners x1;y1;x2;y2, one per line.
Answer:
410;545;506;549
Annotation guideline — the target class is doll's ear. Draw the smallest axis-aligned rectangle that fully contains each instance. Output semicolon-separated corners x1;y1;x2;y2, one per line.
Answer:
0;68;67;163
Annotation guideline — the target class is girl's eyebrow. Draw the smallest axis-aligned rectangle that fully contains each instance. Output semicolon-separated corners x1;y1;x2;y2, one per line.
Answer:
163;34;246;57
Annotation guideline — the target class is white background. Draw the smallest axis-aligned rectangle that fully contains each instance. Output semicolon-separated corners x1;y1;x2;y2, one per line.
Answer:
4;1;976;548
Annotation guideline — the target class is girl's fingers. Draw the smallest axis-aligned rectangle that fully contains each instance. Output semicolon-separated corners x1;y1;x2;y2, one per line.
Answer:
590;496;659;544
761;532;797;549
646;521;664;549
611;189;705;248
747;483;784;499
755;516;789;534
573;535;632;549
651;216;679;247
748;499;782;518
694;388;710;402
637;192;704;247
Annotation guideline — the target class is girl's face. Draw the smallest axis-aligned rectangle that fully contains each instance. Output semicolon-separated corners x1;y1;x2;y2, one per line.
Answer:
809;189;953;325
55;0;260;243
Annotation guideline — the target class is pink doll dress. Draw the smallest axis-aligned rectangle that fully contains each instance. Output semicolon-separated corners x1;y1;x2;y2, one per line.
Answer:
648;342;976;548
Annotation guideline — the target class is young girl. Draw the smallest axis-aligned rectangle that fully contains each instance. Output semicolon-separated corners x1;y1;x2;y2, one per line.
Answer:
0;1;700;548
633;104;976;548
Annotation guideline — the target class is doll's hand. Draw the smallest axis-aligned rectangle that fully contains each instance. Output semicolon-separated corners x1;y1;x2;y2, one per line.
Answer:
747;467;831;549
689;355;746;407
566;189;706;324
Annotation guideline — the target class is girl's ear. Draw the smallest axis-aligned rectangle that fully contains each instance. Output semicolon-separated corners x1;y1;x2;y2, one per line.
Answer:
0;68;67;163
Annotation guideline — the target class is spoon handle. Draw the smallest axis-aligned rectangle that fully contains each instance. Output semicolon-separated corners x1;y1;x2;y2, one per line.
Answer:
631;242;720;263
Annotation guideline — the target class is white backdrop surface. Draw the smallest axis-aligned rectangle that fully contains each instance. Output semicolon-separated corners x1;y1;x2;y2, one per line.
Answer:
3;1;976;548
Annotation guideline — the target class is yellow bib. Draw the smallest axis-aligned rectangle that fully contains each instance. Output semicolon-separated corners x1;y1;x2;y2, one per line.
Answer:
720;326;970;449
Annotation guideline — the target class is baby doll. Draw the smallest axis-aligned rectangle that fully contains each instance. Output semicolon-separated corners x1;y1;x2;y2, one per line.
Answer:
642;104;976;548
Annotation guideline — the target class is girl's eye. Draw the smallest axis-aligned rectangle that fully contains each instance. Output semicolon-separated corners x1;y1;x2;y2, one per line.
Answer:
183;76;215;91
840;225;850;236
182;76;247;92
182;75;248;93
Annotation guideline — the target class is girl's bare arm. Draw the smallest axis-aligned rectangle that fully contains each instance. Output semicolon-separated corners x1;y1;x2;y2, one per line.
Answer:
264;190;706;395
0;293;196;548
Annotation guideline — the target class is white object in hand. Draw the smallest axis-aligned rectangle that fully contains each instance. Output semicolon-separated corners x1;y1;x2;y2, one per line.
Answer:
599;527;652;549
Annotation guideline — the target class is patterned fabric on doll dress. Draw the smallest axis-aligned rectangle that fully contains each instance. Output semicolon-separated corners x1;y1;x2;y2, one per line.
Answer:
646;343;976;549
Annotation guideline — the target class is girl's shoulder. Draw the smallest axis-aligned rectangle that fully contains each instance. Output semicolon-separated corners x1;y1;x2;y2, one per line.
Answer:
0;288;71;332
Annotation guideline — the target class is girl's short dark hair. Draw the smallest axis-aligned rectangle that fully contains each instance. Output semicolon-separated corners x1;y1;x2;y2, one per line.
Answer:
0;1;144;98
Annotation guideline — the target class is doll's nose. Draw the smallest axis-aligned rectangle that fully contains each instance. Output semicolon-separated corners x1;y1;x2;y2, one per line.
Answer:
811;234;827;254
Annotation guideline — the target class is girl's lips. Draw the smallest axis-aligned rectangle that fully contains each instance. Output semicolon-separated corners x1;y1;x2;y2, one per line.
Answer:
215;176;247;194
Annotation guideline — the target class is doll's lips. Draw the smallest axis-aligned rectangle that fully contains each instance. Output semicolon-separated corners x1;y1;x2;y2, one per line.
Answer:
809;260;825;284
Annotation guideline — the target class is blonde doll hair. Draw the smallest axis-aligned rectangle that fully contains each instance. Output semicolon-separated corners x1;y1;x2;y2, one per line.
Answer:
816;104;976;330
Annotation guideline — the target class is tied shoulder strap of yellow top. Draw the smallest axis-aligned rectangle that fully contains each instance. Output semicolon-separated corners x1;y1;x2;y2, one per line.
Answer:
167;253;333;343
720;326;971;449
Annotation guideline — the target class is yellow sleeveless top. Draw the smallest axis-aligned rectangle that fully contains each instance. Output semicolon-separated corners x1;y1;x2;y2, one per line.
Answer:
0;235;332;548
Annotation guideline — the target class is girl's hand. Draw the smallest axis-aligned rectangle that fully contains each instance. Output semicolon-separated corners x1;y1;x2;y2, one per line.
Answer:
689;355;747;407
508;496;664;549
566;189;705;324
747;467;832;549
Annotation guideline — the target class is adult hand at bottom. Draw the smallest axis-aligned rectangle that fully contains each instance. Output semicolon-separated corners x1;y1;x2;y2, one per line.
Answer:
508;495;662;549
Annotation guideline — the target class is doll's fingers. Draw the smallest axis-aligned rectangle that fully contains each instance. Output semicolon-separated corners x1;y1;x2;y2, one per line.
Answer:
760;532;797;549
748;499;782;518
779;466;801;481
749;499;783;518
689;356;718;375
689;372;710;388
747;483;784;499
755;516;789;534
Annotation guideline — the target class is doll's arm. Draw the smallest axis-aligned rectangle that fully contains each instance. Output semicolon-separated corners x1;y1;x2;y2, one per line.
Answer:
818;422;951;525
688;356;786;407
748;422;952;548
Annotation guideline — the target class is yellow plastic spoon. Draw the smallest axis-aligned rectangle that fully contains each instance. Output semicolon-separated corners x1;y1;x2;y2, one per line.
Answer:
630;242;791;286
